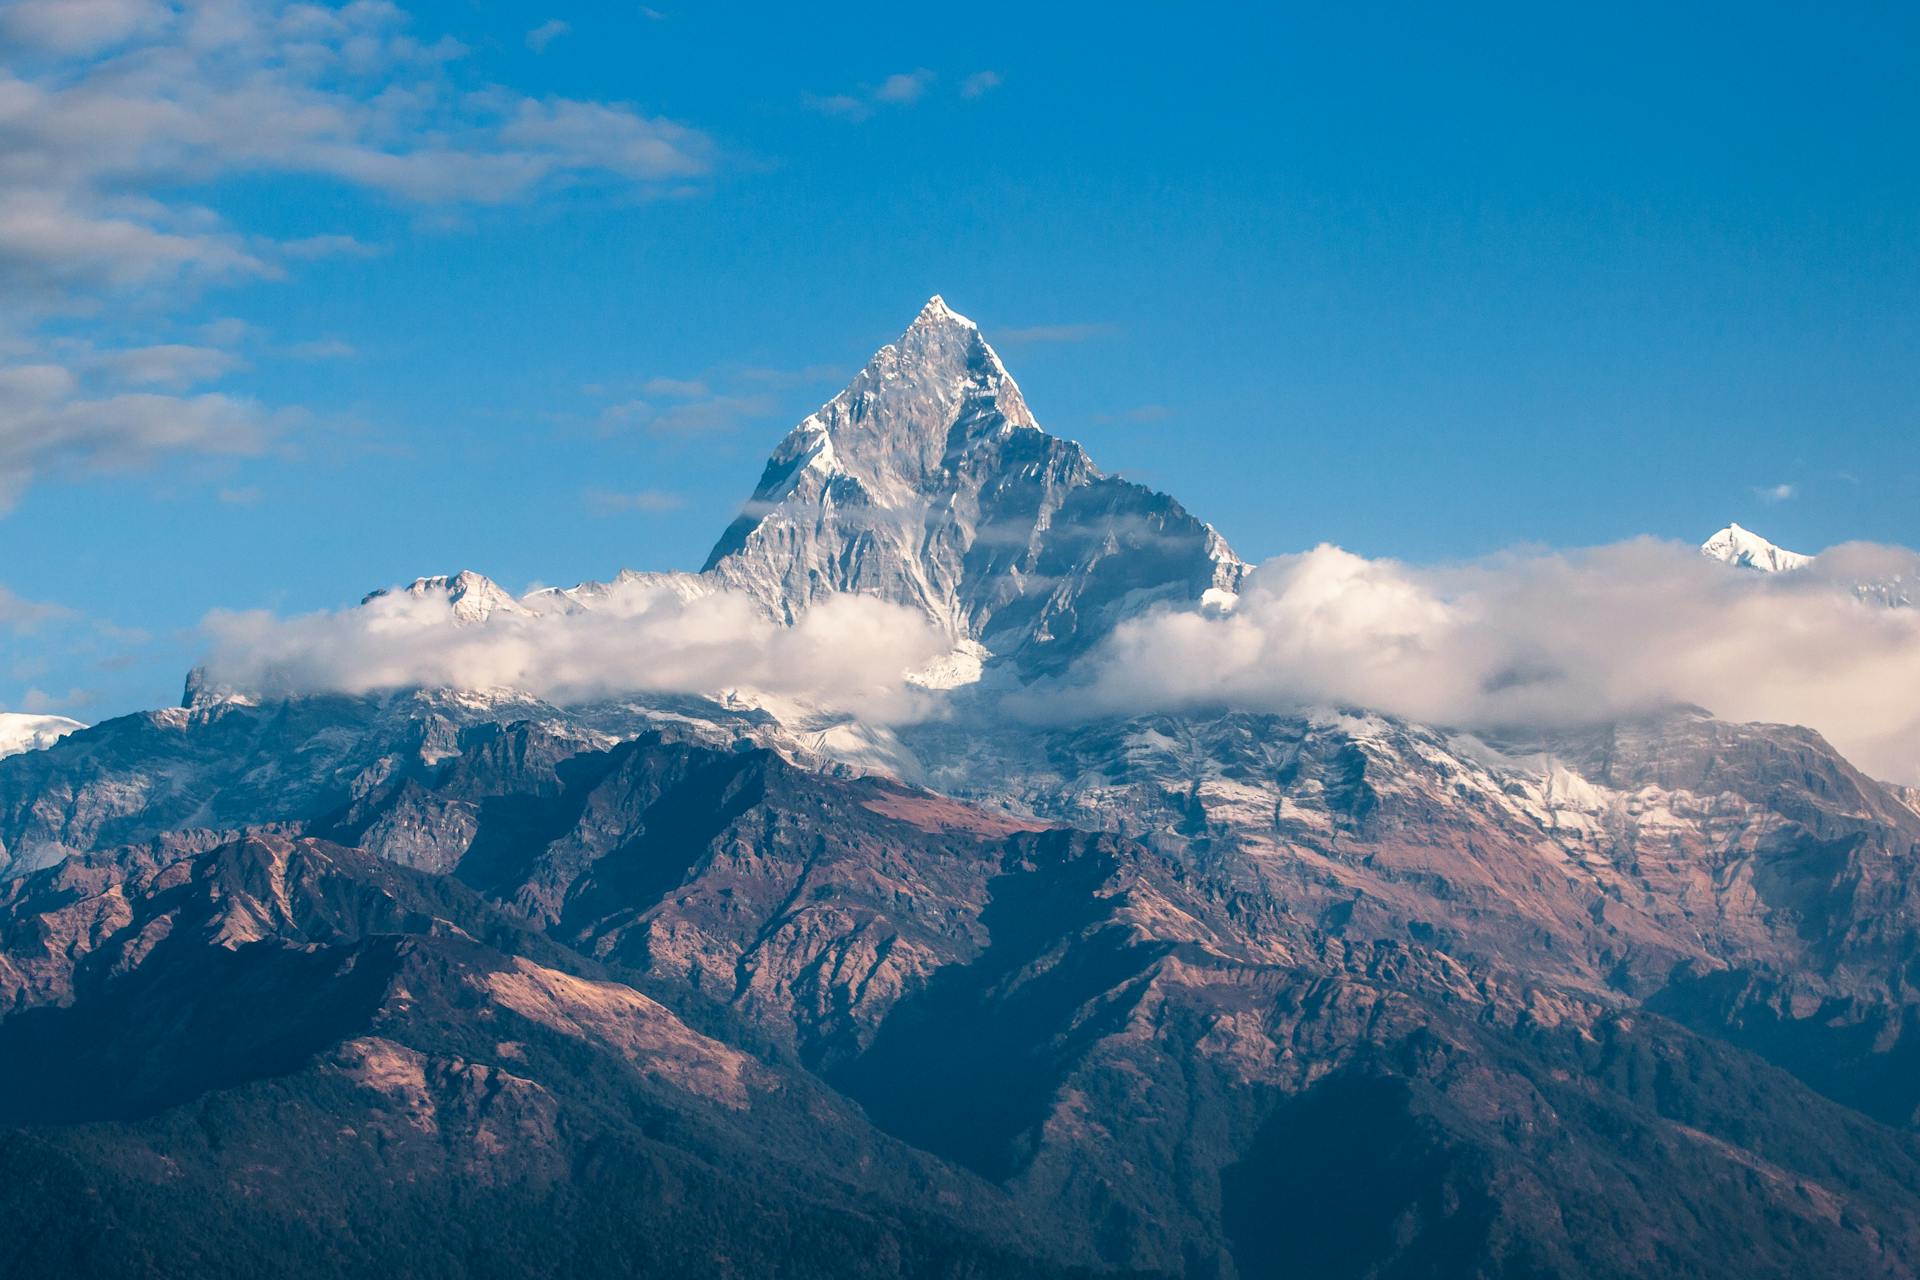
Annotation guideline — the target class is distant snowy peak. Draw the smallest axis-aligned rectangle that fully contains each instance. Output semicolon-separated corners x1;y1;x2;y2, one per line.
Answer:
522;569;712;615
1701;523;1812;573
0;713;85;761
364;570;529;623
1697;524;1919;608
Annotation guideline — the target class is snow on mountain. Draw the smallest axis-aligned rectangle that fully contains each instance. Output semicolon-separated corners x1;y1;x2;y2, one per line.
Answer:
1698;523;1919;608
701;295;1245;673
363;570;530;623
0;713;85;760
359;297;1243;682
521;568;712;616
1700;522;1812;573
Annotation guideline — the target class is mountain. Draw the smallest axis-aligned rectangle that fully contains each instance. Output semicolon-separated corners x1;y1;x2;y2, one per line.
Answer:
0;712;84;760
1701;522;1813;572
0;828;1089;1278
363;570;532;623
8;299;1920;1277
8;721;1920;1276
320;298;1241;685
701;297;1243;674
1698;522;1919;608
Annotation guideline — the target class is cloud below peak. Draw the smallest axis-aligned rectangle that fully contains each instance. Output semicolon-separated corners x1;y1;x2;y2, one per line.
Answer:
1023;538;1920;784
198;580;949;723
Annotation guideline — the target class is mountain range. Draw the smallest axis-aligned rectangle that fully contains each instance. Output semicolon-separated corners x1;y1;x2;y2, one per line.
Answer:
3;300;1919;1278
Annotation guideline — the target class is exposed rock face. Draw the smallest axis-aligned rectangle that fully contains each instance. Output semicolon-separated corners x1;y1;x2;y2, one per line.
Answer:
8;742;1920;1276
702;297;1243;673
0;831;1081;1278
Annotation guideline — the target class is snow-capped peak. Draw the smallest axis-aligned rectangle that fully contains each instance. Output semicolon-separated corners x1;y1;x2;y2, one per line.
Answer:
909;293;976;332
0;712;85;760
364;570;530;623
700;296;1245;668
1701;522;1812;573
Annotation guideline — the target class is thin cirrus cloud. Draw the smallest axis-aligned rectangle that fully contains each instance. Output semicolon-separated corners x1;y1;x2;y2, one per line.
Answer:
650;394;777;436
85;344;246;390
806;67;998;120
960;71;1002;98
596;373;778;436
642;377;711;399
0;362;278;512
583;487;687;515
1755;483;1797;503
0;582;76;632
526;19;571;52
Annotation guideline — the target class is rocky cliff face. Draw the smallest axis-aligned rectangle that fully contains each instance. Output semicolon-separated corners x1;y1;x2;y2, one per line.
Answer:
7;733;1920;1276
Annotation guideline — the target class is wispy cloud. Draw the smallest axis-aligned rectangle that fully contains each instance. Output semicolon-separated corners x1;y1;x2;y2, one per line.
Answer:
650;394;777;435
278;234;383;261
0;0;170;58
583;487;686;515
960;70;1003;98
735;363;846;389
0;0;719;509
806;68;936;120
593;368;781;437
526;19;571;52
0;362;277;511
1754;482;1797;503
0;1;716;306
874;69;936;103
0;583;76;632
643;376;711;398
86;344;245;389
0;577;150;717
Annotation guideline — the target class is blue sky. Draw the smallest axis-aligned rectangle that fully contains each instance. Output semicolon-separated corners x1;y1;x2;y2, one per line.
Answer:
2;0;1916;721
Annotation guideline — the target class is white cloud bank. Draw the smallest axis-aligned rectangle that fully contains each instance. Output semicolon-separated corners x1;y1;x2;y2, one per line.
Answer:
188;536;1920;783
1025;538;1920;784
197;581;949;723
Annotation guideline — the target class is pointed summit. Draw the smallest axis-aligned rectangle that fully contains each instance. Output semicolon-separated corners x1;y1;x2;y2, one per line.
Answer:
913;293;961;323
703;297;1243;673
705;295;1035;532
1701;522;1812;573
363;570;530;623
